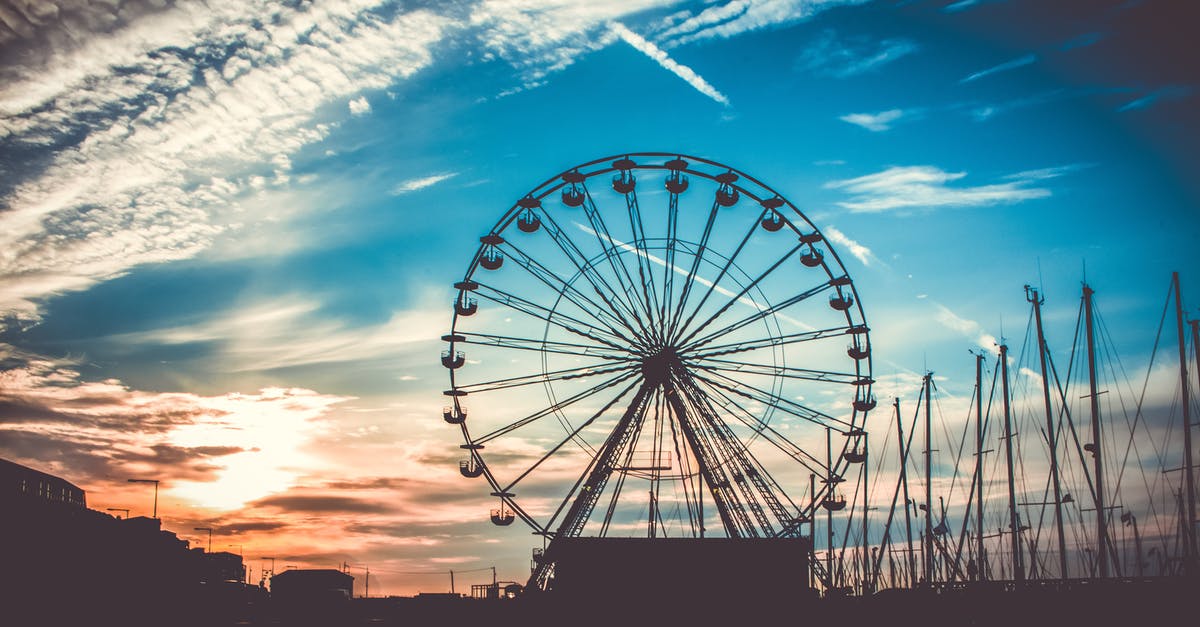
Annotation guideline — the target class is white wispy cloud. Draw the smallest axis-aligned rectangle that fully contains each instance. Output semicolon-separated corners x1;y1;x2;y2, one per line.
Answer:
0;2;452;325
468;0;672;98
960;53;1038;83
348;96;372;116
943;0;979;12
933;304;999;355
391;172;459;196
796;30;918;78
656;0;868;47
1116;86;1192;113
822;225;877;267
839;108;904;131
112;292;449;373
610;22;730;107
825;165;1055;213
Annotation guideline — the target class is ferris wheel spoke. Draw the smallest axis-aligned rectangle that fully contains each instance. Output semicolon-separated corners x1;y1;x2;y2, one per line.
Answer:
496;375;644;495
452;332;634;362
669;208;765;347
455;361;639;394
547;380;657;538
472;370;640;446
672;376;779;535
681;280;835;353
663;381;756;537
535;207;657;344
473;282;631;350
690;374;829;475
598;390;656;536
673;372;799;534
665;395;701;536
657;186;683;344
690;369;853;431
689;358;865;385
497;238;646;342
665;199;721;343
675;242;804;349
620;186;663;339
691;326;855;360
578;183;663;343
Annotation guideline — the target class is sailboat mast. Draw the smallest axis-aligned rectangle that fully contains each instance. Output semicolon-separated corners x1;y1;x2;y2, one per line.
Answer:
896;397;917;587
1173;272;1196;573
923;372;934;584
826;426;834;588
862;436;871;595
1028;286;1069;578
1000;343;1024;581
1083;283;1107;578
974;353;987;581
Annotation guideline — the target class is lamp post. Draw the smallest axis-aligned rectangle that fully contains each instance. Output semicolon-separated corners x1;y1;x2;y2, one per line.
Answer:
260;557;276;589
194;527;213;553
127;478;160;519
106;507;129;519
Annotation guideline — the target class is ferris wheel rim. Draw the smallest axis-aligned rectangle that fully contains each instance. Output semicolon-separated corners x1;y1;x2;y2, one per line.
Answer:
443;152;875;540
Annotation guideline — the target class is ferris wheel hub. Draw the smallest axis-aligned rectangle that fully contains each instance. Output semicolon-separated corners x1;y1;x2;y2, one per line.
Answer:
641;346;682;386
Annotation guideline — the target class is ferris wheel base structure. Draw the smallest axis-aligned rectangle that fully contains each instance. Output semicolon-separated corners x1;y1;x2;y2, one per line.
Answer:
544;536;812;600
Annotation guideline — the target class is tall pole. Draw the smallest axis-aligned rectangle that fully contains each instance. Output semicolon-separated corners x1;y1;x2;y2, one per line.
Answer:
1083;284;1107;578
826;427;834;588
862;436;871;595
1000;344;1024;581
809;472;816;589
1175;273;1196;573
1028;286;1069;578
127;478;160;519
923;373;934;585
896;398;916;587
974;354;987;581
1084;283;1108;576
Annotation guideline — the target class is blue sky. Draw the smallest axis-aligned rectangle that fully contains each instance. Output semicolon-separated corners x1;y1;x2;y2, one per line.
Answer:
1;0;1197;594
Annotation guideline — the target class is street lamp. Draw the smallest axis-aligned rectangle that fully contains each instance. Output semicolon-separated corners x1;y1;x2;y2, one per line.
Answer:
194;527;213;553
127;478;160;519
105;507;129;519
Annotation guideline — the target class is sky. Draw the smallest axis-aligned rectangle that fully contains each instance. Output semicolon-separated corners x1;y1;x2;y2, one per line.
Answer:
1;0;1198;595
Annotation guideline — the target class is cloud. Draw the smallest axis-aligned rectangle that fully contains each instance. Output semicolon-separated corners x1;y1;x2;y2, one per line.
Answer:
655;0;868;47
839;108;904;131
965;88;1071;122
348;96;372;116
1116;86;1193;113
391;172;459;195
824;165;1054;213
111;291;449;372
468;0;672;97
933;304;999;355
0;2;451;326
822;225;877;267
943;0;979;12
610;22;730;107
0;343;351;510
960;53;1038;83
252;494;396;515
796;30;918;79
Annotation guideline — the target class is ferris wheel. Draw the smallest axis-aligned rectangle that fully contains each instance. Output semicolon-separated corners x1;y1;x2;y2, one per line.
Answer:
441;153;873;583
